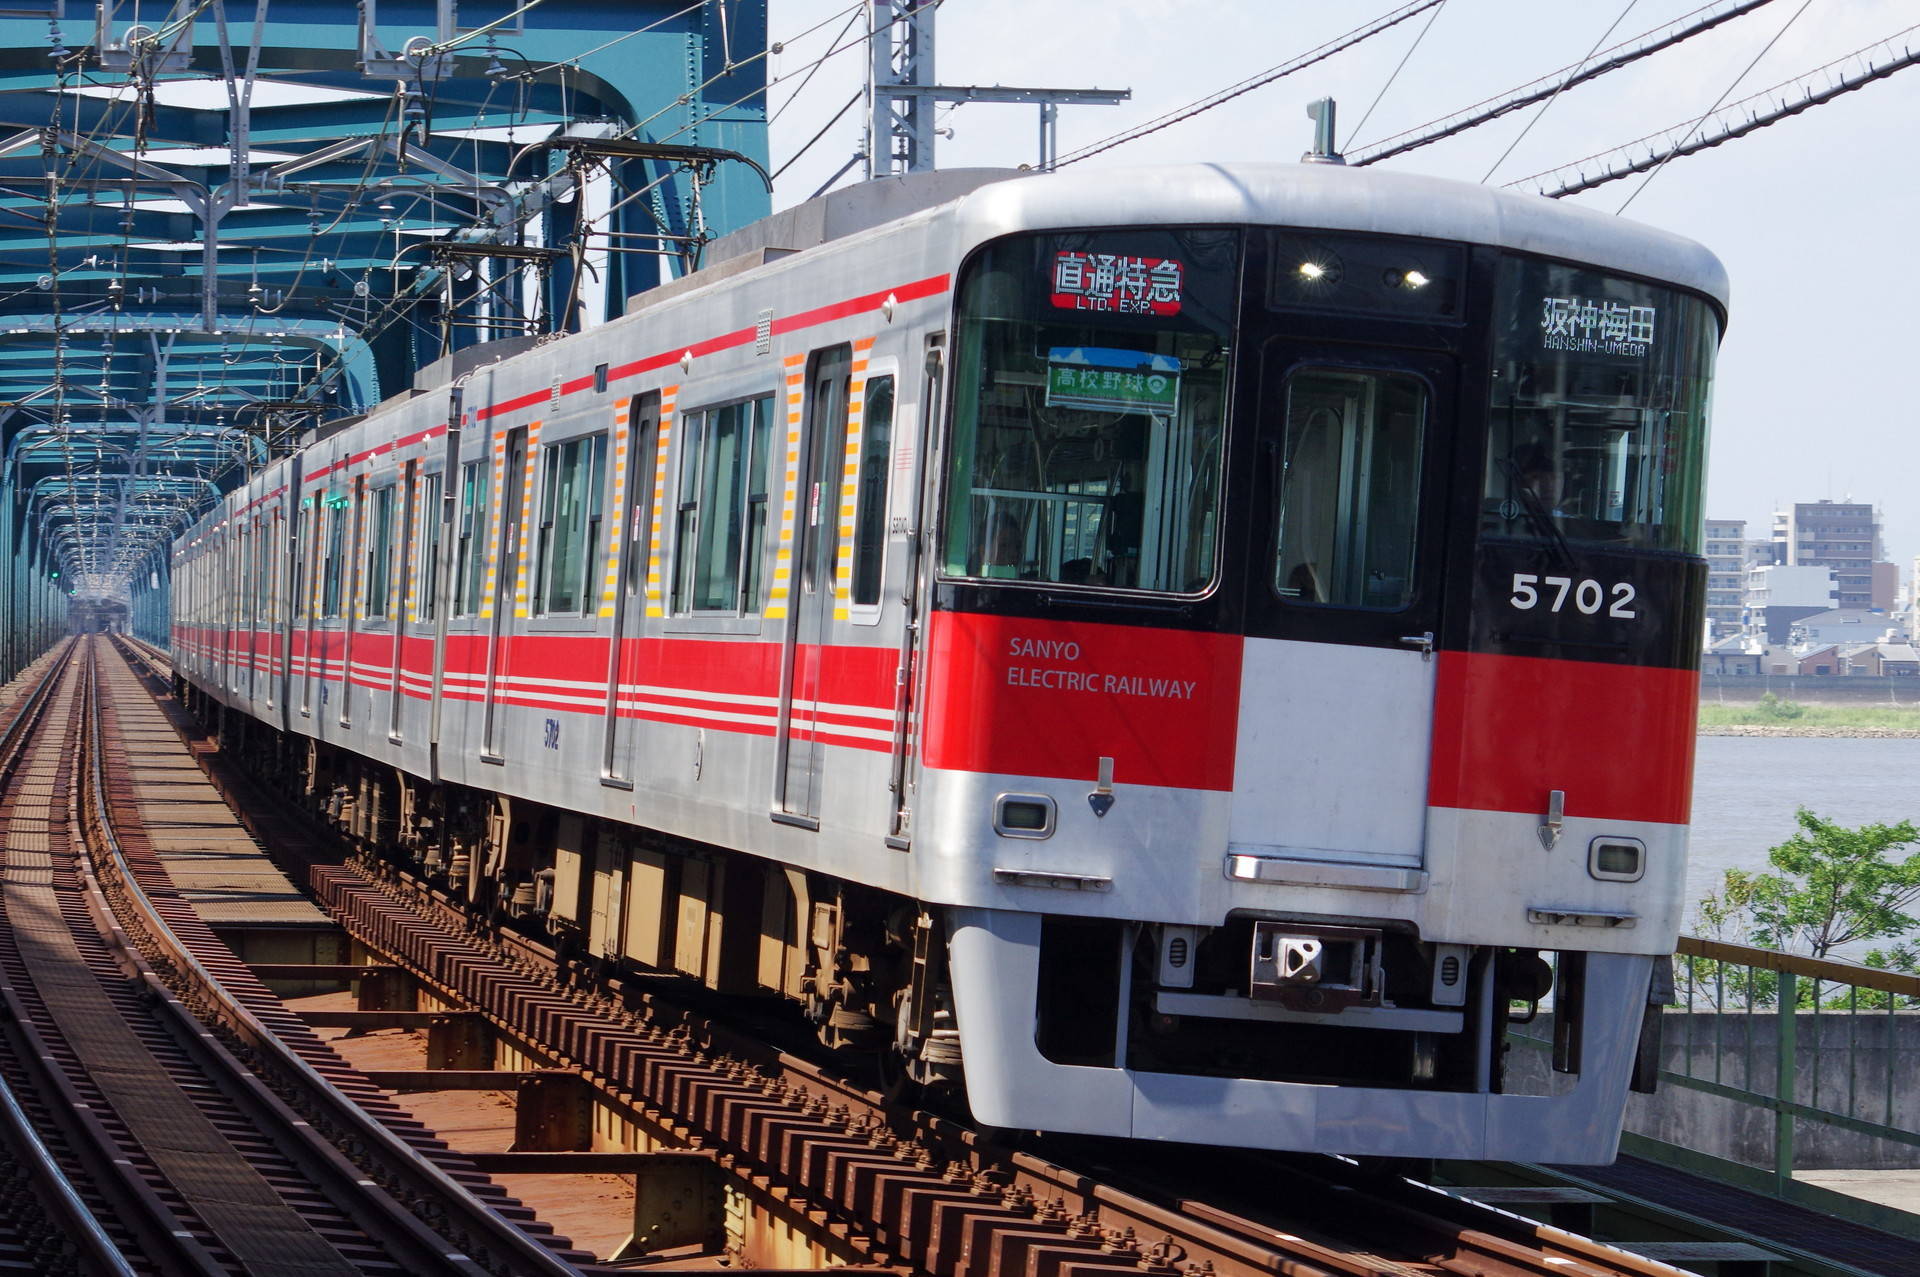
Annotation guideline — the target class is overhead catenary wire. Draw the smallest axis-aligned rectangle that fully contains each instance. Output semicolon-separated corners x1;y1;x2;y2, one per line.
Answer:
1051;0;1445;169
773;90;862;181
1614;0;1812;213
1511;15;1920;201
527;0;715;74
33;0;1004;581
1350;0;1780;167
1478;0;1640;183
768;3;865;125
559;4;926;246
1344;0;1450;151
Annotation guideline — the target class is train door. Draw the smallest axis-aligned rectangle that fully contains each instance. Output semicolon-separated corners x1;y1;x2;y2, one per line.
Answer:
481;424;529;760
388;461;417;741
224;522;241;691
296;499;313;717
338;477;366;727
237;522;251;698
218;526;235;692
303;485;340;718
1238;344;1455;868
603;391;660;786
774;345;851;825
429;385;474;779
270;505;286;719
886;332;944;845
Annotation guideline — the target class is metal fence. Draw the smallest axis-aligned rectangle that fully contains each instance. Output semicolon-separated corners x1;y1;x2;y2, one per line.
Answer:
1663;937;1920;1179
1513;936;1920;1235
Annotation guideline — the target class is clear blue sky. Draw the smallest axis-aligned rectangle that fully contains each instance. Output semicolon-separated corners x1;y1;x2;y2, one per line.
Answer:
768;0;1920;593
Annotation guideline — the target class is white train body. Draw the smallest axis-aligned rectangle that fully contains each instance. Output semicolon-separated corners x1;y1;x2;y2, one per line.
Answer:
174;162;1727;1161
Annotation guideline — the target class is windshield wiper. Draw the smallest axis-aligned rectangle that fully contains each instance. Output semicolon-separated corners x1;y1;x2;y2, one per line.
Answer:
1497;457;1578;567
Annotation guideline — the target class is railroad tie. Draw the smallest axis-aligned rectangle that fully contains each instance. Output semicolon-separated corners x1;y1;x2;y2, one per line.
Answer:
0;675;362;1277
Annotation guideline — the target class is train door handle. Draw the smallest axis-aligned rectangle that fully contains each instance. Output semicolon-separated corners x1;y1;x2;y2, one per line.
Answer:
1398;631;1434;660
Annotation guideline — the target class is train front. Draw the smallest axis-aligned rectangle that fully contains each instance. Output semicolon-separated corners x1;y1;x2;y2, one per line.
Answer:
913;168;1726;1161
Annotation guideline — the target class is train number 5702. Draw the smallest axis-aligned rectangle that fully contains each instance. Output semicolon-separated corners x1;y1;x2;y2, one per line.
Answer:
1509;573;1637;618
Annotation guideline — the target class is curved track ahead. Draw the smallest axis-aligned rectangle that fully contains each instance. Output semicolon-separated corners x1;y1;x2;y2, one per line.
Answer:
3;635;1778;1277
0;637;595;1275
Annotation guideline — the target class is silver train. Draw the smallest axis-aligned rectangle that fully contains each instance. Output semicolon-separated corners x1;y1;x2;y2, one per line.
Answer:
174;160;1727;1161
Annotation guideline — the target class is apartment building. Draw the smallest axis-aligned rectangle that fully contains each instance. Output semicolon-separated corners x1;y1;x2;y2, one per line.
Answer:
1703;518;1747;633
1771;500;1892;609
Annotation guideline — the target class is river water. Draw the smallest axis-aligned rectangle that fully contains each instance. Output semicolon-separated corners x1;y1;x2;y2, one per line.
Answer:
1684;736;1920;950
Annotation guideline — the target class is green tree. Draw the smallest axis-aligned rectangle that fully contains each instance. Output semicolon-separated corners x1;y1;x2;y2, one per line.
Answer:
1706;808;1920;958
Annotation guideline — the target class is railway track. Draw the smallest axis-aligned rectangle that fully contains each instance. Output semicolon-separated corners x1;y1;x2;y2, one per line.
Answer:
0;636;596;1275
330;858;1735;1277
56;634;1846;1277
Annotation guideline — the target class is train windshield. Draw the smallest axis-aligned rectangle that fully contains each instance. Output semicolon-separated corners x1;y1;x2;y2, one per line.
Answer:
1485;255;1720;554
942;228;1240;592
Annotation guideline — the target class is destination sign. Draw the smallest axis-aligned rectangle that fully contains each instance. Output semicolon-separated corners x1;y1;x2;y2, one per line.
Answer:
1539;294;1657;357
1050;251;1184;315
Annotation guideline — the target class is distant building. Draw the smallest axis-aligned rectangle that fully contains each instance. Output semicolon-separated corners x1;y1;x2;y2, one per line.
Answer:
1788;607;1908;647
1839;641;1920;677
1743;563;1837;642
1704;633;1762;675
1772;500;1893;609
1768;643;1841;676
1872;561;1900;613
1703;518;1746;633
1911;555;1920;645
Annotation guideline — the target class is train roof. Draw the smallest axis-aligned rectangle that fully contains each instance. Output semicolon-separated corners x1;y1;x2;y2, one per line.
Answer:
700;162;1729;315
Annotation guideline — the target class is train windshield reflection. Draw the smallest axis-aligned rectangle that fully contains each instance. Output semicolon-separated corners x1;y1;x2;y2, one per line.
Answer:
942;228;1240;593
1485;255;1721;554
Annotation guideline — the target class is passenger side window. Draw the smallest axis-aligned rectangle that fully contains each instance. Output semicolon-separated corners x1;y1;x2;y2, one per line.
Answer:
851;375;895;608
625;394;660;599
1273;368;1425;610
535;432;608;616
671;395;774;614
454;459;490;616
292;506;307;621
321;494;349;618
365;485;395;619
271;510;286;626
419;471;443;621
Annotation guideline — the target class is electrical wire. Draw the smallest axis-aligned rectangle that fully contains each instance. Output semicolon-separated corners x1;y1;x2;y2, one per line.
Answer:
1345;0;1450;151
28;0;926;578
1479;0;1640;182
1352;0;1779;166
1615;0;1812;212
427;0;549;54
769;3;865;125
1513;20;1920;200
772;90;861;181
1052;0;1445;169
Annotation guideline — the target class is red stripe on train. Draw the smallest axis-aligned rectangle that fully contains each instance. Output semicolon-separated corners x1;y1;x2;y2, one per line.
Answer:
921;612;1244;792
1426;650;1697;826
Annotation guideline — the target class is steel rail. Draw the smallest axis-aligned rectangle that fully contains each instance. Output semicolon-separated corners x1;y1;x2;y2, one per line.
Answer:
0;1065;138;1277
79;637;586;1277
70;645;398;1274
332;857;1696;1277
0;639;141;1277
0;636;73;774
0;644;239;1272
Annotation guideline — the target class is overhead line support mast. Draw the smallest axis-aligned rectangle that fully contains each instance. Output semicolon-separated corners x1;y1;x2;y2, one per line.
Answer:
864;0;1130;175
